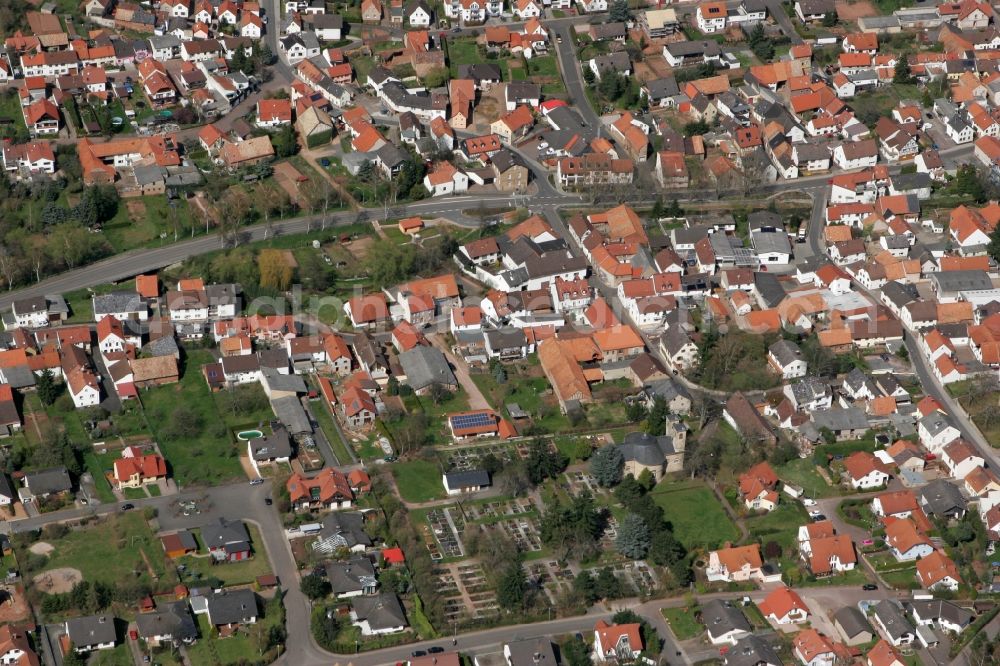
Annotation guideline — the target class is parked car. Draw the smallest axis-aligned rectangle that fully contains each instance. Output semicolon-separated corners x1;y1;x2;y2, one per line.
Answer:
862;583;878;590
412;651;427;658
250;478;265;486
802;498;817;507
428;647;445;654
121;503;134;511
265;497;273;506
811;514;827;522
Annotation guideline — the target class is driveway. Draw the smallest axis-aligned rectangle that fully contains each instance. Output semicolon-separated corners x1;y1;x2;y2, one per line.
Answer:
429;333;492;411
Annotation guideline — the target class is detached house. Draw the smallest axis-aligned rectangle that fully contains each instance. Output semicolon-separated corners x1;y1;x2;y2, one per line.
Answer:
287;468;353;511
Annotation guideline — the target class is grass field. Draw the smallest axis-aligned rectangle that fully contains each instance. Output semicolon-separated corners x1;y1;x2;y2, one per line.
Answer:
651;481;740;550
141;350;245;486
34;513;169;587
392;459;445;503
662;606;704;641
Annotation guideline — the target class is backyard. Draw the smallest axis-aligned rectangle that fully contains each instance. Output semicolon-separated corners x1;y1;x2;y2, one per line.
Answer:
651;480;740;550
185;596;285;665
140;350;246;486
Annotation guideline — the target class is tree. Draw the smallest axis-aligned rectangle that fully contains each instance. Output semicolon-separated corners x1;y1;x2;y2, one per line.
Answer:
300;573;331;600
590;444;624;487
573;570;598;604
271;124;298;158
496;561;526;611
594;566;621;599
37;369;60;405
615;513;650;559
645;396;669;435
747;23;774;61
609;0;632;22
428;382;452;405
311;606;341;651
525;440;568;485
821;10;837;26
893;55;913;84
625;401;648;422
258;249;294;292
62;648;87;666
648;529;684;566
560;637;593;666
423;66;450;88
955;164;986;203
583;66;595;85
683;120;710;137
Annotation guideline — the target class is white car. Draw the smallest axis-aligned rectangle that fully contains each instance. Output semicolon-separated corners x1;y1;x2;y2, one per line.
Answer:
802;498;817;507
538;142;548;149
250;478;265;486
808;509;822;517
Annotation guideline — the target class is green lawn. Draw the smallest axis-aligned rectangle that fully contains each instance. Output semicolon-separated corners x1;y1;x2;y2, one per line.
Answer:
83;452;117;503
33;512;170;588
307;384;358;465
470;372;571;433
90;644;133;666
140;350;245;486
186;604;282;666
651;481;740;550
447;38;510;80
880;567;919;590
123;487;148;500
745;502;809;551
527;55;559;77
392;458;445;503
662;606;704;640
177;525;272;587
776;458;840;498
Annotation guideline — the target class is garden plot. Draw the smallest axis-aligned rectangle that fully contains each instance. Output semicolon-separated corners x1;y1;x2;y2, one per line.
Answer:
462;498;535;521
581;561;657;596
444;444;515;472
422;508;466;560
565;471;603;497
536;559;576;598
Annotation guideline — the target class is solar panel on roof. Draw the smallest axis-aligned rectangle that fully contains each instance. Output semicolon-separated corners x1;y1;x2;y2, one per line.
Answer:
449;412;495;430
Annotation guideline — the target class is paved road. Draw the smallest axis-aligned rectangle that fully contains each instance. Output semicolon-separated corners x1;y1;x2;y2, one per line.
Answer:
551;25;600;129
0;192;569;313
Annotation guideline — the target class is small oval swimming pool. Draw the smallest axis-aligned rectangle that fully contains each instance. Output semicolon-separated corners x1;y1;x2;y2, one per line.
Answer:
237;430;263;441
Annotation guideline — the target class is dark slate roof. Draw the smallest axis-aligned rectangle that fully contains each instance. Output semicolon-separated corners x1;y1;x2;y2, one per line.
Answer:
833;606;871;638
398;346;456;391
93;291;146;315
443;470;491;488
617;431;676;465
326;555;378;595
317;511;372;549
918;479;966;517
201;518;249;548
135;600;197;642
24;467;72;495
702;599;752;640
66;614;117;647
206;589;258;626
351;593;407;630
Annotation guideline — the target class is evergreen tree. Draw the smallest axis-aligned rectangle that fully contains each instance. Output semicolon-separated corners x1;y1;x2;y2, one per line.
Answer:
609;0;632;22
37;369;59;405
893;55;913;84
615;513;651;559
496;562;526;610
590;444;625;487
573;570;598;604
